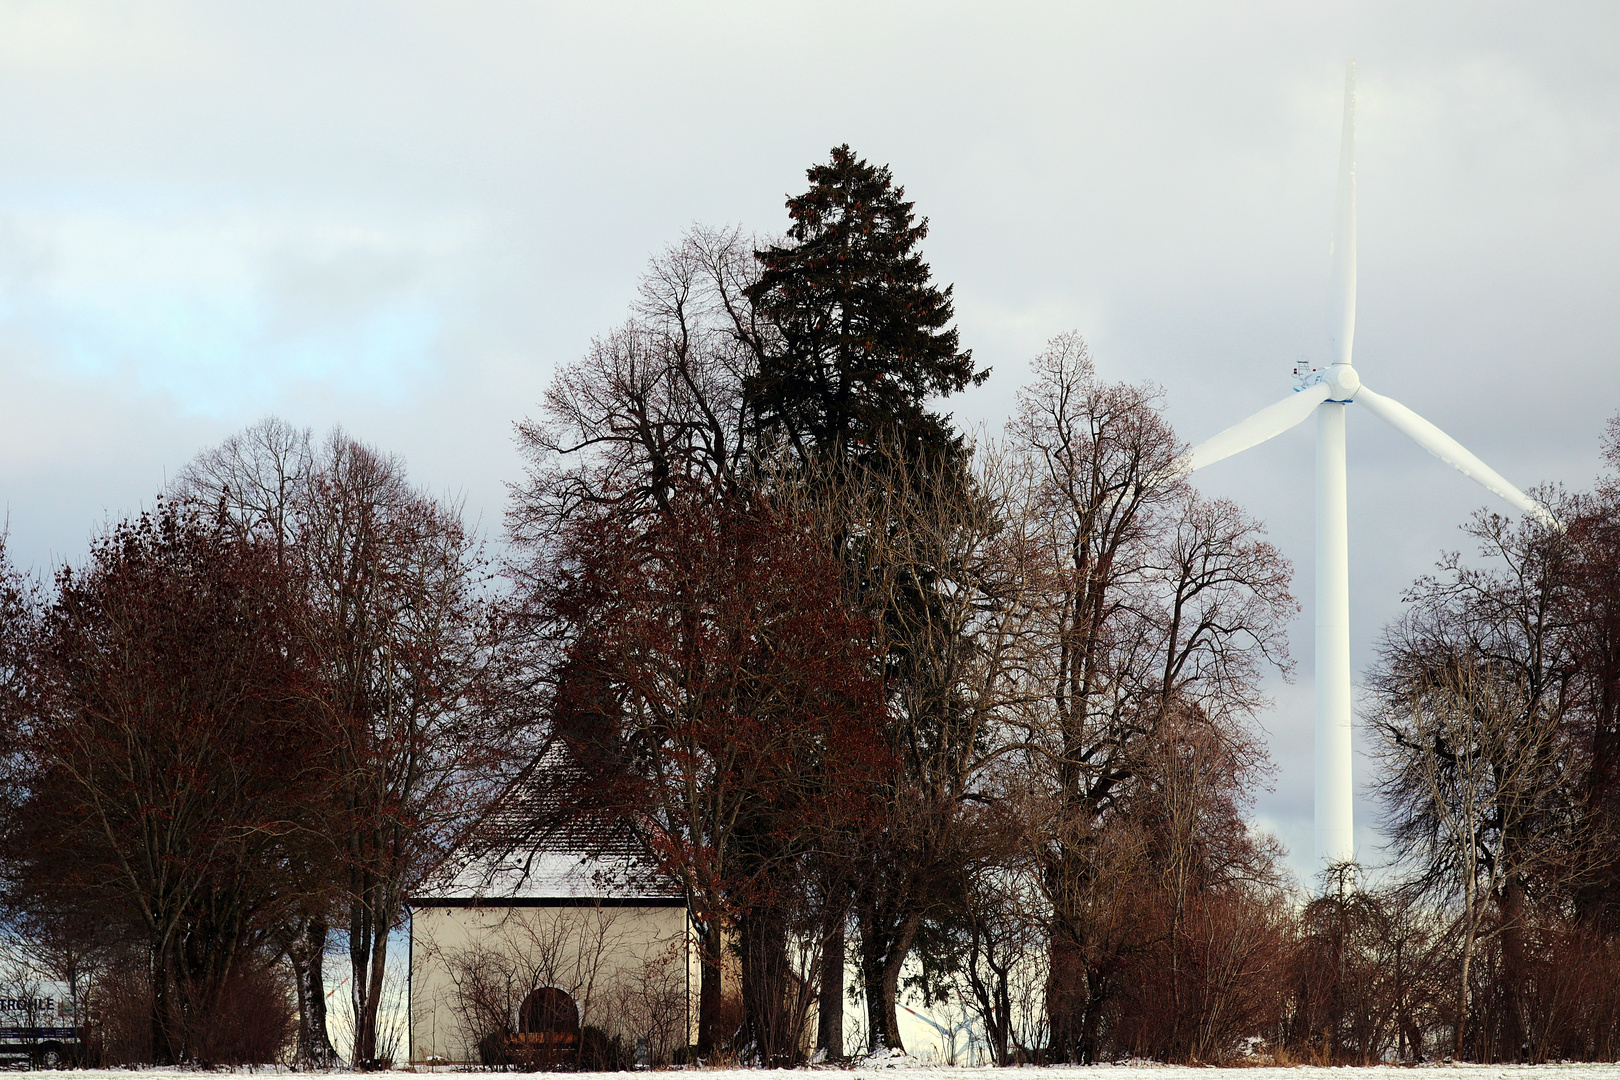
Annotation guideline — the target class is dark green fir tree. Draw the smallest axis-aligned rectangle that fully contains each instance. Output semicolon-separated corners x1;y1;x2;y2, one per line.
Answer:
745;145;986;468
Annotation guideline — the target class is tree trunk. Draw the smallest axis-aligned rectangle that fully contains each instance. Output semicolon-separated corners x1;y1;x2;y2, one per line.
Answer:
817;918;844;1060
290;938;311;1057
964;925;1012;1066
738;906;795;1065
291;917;338;1065
348;905;370;1067
1498;878;1527;1060
1079;962;1113;1064
696;921;724;1058
150;933;177;1066
858;949;899;1053
1456;908;1478;1059
1045;927;1086;1062
353;913;390;1075
857;925;909;1053
349;883;383;1069
363;917;390;1066
991;966;1012;1066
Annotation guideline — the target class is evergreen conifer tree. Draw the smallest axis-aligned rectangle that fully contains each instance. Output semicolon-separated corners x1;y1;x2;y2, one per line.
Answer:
745;145;986;467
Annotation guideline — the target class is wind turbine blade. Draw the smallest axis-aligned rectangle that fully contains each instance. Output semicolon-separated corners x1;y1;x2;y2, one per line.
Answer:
1356;386;1558;527
1187;382;1333;471
1328;61;1357;369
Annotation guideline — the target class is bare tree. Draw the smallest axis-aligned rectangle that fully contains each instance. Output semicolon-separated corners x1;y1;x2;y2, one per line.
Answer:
932;836;1048;1066
510;226;864;1061
512;224;1022;1059
538;485;887;1064
176;421;514;1068
1367;500;1588;1060
1282;868;1434;1064
605;940;691;1068
1563;437;1620;927
301;433;510;1068
509;225;764;550
1349;416;1620;1062
0;529;35;748
171;418;340;1065
173;416;314;567
804;440;1045;1054
1372;648;1567;1056
1001;333;1295;1061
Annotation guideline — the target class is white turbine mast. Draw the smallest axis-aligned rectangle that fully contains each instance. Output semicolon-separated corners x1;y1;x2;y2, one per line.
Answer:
1185;61;1556;872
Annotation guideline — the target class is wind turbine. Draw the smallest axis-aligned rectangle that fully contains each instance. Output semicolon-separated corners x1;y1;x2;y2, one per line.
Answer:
1185;61;1557;871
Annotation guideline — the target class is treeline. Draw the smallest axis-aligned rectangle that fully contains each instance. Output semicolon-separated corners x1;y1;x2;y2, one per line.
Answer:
509;147;1296;1067
2;145;1619;1067
1363;444;1620;1061
0;430;521;1065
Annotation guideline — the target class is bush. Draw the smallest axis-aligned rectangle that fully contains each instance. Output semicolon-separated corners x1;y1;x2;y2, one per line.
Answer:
78;951;293;1066
187;959;296;1066
578;1025;630;1071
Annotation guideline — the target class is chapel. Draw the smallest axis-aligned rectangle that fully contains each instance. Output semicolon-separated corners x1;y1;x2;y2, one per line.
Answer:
408;752;699;1068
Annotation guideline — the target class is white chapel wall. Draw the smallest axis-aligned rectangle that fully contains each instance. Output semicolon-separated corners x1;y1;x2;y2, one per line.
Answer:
411;903;696;1065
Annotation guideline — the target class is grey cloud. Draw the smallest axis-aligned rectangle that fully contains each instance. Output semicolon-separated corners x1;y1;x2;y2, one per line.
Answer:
2;0;1617;884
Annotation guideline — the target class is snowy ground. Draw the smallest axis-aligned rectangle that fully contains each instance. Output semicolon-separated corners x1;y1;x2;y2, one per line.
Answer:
32;1064;1620;1079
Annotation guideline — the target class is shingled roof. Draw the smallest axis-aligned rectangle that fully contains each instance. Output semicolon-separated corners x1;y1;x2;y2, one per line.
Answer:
412;746;684;905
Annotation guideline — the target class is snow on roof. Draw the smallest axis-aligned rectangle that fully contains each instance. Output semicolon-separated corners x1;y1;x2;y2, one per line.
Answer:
412;745;684;905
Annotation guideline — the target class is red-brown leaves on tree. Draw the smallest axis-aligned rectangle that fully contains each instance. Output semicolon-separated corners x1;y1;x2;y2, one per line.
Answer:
551;494;890;907
4;501;322;1064
545;493;890;1062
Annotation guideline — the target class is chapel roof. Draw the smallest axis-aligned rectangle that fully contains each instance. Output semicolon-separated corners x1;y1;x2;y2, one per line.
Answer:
411;744;684;905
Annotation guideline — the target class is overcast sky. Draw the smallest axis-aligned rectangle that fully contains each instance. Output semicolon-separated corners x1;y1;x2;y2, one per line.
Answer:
3;1;1618;888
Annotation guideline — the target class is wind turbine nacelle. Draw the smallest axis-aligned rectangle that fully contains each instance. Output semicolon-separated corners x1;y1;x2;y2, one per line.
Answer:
1323;363;1360;402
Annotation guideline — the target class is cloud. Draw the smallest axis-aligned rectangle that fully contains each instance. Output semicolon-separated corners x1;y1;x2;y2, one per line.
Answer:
0;205;478;413
1;0;1617;868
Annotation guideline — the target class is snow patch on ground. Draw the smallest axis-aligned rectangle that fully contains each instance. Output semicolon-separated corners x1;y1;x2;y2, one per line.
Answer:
849;1046;931;1069
38;1065;1620;1079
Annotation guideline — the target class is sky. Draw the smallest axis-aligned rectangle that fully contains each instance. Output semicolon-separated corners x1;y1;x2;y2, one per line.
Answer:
2;1;1618;891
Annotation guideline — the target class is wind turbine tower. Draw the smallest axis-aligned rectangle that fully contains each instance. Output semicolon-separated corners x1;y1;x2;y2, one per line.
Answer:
1186;62;1556;871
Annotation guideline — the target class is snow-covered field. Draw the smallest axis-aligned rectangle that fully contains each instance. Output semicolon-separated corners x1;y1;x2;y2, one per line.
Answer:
34;1065;1620;1079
